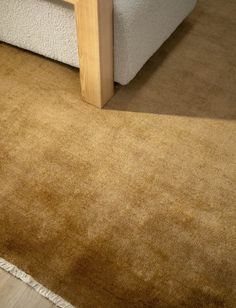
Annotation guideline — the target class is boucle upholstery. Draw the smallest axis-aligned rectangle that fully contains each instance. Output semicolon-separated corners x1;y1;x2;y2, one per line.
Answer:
0;0;197;85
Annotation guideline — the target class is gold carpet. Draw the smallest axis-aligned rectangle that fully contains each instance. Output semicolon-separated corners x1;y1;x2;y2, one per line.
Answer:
0;0;235;307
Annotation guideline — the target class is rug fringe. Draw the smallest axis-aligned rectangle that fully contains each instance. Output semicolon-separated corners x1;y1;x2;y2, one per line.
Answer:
0;257;75;308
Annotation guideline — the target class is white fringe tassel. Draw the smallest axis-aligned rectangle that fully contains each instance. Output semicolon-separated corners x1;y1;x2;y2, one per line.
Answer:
0;257;75;308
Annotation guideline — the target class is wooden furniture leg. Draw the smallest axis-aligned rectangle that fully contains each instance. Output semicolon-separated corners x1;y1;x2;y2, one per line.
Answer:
64;0;114;108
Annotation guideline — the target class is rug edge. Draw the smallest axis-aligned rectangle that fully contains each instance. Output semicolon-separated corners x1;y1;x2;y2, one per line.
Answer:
0;257;75;308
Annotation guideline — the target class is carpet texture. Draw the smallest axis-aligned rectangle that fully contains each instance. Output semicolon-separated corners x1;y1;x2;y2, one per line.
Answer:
0;0;235;307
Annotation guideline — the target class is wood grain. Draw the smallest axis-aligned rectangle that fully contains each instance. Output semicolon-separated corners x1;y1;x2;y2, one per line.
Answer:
75;0;114;107
0;269;56;308
62;0;114;108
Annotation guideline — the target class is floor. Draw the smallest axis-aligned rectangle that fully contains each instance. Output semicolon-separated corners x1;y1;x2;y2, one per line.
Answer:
0;0;235;307
0;269;56;308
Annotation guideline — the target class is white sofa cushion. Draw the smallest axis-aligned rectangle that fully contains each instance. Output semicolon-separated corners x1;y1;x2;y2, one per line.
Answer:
0;0;197;85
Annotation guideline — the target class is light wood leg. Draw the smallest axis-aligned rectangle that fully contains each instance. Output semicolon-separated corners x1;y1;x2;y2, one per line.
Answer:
63;0;114;108
73;0;114;108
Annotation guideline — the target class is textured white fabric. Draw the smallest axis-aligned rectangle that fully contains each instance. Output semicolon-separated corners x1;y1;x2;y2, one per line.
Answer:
0;0;197;85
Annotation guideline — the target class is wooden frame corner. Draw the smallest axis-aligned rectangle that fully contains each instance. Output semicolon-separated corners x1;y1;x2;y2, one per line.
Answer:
64;0;114;108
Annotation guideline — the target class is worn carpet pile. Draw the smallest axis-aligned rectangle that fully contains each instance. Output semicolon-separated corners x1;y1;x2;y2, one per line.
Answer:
0;0;235;307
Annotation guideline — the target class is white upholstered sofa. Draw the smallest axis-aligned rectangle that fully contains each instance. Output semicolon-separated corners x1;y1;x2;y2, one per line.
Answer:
0;0;197;107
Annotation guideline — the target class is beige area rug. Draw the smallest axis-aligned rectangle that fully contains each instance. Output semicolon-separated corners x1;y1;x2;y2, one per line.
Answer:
0;0;235;307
